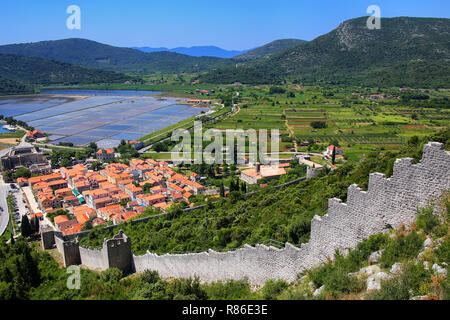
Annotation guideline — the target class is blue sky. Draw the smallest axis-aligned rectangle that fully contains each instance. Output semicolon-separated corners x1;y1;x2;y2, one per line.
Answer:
0;0;449;50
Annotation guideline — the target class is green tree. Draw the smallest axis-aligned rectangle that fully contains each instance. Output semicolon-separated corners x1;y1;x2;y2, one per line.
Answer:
332;146;336;165
21;216;33;237
13;168;31;179
30;217;40;234
219;183;225;197
60;157;72;168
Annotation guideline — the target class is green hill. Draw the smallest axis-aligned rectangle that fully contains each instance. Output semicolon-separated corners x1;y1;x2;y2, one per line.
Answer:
0;53;137;95
234;39;307;62
200;17;450;87
0;75;33;95
0;38;234;74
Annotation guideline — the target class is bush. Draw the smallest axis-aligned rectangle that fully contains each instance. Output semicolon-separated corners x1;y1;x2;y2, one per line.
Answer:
322;266;364;298
167;277;208;300
269;86;286;95
345;233;390;270
368;262;431;300
262;279;289;300
140;270;160;285
310;121;327;129
416;207;441;235
100;268;123;284
13;168;31;179
379;232;424;268
434;237;450;264
204;279;251;300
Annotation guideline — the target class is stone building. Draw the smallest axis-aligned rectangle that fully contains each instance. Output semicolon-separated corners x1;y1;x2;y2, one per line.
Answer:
1;145;48;171
240;162;287;185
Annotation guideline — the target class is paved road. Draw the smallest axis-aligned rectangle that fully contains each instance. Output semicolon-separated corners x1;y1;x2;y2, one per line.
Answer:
0;183;11;236
139;105;231;154
22;185;55;230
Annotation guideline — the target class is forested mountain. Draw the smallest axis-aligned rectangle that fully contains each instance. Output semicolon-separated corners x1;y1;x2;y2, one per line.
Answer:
233;39;307;62
200;17;450;87
0;38;234;73
0;75;33;95
1;17;448;87
0;53;136;95
0;53;135;85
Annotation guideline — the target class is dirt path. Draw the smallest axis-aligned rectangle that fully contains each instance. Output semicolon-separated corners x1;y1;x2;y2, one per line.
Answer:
230;104;241;117
0;138;20;145
283;109;298;152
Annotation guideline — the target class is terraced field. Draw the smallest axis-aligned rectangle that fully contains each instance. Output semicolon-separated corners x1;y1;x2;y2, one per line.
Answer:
203;85;449;159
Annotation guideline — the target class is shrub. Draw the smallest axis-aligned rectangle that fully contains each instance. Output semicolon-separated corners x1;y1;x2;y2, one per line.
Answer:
269;86;286;95
310;121;327;129
262;279;289;300
100;268;123;283
13;168;31;179
167;277;208;300
322;266;364;298
140;270;160;285
367;262;431;300
204;279;251;300
379;232;424;268
416;207;441;235
434;237;450;264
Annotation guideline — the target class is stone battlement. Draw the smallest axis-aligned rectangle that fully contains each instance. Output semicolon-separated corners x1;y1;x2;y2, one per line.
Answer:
43;142;450;285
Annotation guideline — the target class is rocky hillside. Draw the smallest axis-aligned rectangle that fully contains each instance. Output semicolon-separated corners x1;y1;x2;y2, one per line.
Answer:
262;17;449;76
234;39;307;62
298;202;449;300
200;17;450;87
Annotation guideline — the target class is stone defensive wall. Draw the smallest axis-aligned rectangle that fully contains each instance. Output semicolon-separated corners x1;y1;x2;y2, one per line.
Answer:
41;142;450;285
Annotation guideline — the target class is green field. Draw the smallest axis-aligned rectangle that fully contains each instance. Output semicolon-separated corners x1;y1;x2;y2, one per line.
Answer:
0;130;26;139
200;85;449;160
40;83;449;161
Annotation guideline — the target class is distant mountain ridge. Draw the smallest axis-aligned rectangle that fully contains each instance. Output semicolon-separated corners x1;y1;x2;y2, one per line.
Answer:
200;17;450;87
132;45;248;58
132;40;306;60
262;17;450;76
0;16;448;88
0;38;234;73
0;38;306;74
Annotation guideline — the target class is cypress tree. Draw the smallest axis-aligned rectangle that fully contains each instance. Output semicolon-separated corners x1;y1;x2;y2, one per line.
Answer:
21;216;33;237
219;183;225;197
332;145;336;165
30;217;39;234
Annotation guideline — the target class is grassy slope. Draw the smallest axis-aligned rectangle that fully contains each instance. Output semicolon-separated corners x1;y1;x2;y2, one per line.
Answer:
79;129;449;256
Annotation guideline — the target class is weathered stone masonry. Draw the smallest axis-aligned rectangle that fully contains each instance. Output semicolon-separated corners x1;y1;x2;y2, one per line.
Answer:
41;142;450;285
